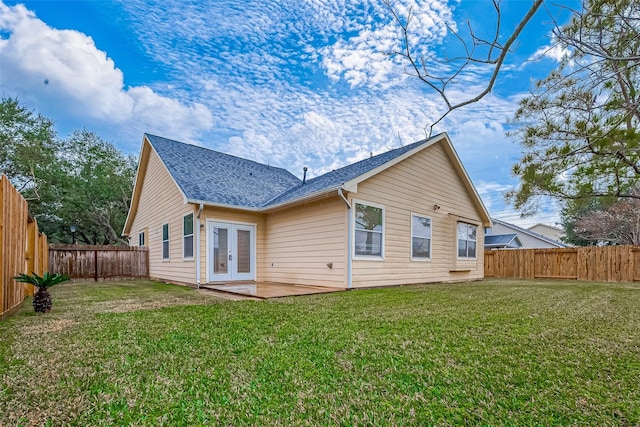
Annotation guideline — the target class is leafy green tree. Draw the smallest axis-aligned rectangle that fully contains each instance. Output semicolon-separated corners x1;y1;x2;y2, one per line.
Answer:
56;130;136;245
0;97;136;245
0;97;64;216
507;0;640;215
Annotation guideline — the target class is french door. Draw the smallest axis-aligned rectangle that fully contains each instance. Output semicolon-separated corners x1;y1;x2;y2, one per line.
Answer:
208;221;255;282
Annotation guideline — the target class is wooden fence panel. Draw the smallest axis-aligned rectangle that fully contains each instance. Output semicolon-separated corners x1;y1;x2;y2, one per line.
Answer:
49;245;149;280
485;245;640;283
633;248;640;282
1;175;49;320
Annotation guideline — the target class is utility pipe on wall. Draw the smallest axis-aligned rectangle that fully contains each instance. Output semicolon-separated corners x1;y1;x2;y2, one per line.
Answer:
338;188;352;289
196;203;203;289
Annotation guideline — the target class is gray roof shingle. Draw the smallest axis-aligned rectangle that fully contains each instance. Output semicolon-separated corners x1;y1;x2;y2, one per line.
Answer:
146;134;301;208
146;133;440;209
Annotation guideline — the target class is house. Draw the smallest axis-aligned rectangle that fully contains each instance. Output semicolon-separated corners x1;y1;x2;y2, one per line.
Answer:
484;233;522;250
527;223;566;243
486;218;567;250
122;132;492;289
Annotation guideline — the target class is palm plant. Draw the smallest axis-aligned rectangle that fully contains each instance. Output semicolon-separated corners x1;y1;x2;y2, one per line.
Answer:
13;272;70;313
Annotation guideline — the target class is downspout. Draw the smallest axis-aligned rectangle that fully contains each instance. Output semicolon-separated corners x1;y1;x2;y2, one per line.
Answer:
196;203;203;289
338;188;352;289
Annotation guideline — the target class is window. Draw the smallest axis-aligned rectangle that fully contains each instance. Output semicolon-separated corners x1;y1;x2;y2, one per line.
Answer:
183;213;194;259
138;231;145;247
162;223;169;260
354;202;384;257
411;215;431;259
457;222;477;258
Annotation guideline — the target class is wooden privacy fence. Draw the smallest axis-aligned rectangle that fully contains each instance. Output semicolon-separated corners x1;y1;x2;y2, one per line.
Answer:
485;246;640;283
1;174;49;320
49;245;149;281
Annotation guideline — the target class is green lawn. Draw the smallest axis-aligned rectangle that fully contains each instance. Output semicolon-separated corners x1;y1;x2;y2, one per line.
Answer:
1;279;639;425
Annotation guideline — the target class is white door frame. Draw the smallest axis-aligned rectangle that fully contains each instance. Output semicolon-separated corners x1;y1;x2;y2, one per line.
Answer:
206;219;256;282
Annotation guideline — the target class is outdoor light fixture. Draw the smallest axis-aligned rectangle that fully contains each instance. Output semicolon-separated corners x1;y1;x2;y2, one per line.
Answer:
70;225;77;245
433;204;441;210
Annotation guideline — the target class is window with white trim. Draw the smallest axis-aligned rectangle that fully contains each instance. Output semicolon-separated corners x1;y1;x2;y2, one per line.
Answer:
183;214;194;259
138;231;145;247
411;215;431;259
354;202;384;257
457;222;477;258
162;223;169;260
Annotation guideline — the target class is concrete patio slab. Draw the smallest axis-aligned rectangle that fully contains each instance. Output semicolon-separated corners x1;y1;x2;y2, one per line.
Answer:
200;281;344;299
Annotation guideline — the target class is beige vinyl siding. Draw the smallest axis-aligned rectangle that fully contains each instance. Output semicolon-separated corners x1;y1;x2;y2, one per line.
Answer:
198;207;265;282
263;197;347;288
351;142;484;287
128;144;196;284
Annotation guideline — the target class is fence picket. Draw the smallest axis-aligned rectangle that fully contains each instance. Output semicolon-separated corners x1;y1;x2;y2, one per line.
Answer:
0;175;49;320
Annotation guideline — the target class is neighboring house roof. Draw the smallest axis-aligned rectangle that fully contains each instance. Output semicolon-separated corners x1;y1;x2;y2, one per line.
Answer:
123;132;492;235
491;218;567;248
484;233;522;249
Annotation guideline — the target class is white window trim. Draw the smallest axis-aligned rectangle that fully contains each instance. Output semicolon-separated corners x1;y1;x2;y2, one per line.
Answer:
457;222;478;259
138;231;145;247
183;212;194;261
162;222;170;261
352;199;385;261
411;213;432;261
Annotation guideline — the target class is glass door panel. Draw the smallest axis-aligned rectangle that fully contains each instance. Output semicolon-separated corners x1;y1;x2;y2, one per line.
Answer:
236;229;251;274
213;227;228;274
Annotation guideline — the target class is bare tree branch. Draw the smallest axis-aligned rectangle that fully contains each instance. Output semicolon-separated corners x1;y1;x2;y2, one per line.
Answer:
385;0;543;136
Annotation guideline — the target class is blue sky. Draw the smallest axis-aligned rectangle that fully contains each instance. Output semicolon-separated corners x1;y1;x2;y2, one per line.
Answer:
0;0;577;228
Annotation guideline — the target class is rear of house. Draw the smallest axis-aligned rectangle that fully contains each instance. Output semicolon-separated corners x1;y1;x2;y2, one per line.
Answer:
123;133;491;289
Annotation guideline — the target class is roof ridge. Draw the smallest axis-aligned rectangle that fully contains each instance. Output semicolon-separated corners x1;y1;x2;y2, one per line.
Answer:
144;133;298;177
303;136;436;185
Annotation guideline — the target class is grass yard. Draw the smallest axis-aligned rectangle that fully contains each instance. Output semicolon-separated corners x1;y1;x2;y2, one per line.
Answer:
1;279;639;425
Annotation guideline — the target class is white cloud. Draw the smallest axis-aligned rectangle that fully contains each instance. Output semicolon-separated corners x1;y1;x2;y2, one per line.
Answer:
0;1;213;145
319;0;454;89
0;0;562;224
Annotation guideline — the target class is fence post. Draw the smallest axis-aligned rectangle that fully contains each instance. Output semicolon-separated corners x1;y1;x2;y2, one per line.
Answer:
94;249;98;282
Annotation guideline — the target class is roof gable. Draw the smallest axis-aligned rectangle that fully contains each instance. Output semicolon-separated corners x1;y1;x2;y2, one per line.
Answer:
264;133;491;226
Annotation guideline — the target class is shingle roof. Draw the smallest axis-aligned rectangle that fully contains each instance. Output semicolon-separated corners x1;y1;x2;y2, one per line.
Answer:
485;234;521;248
146;134;301;208
146;133;440;209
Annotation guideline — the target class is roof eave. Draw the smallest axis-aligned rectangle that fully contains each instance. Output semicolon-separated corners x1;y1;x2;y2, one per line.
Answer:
186;199;262;212
261;186;341;212
185;186;341;212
